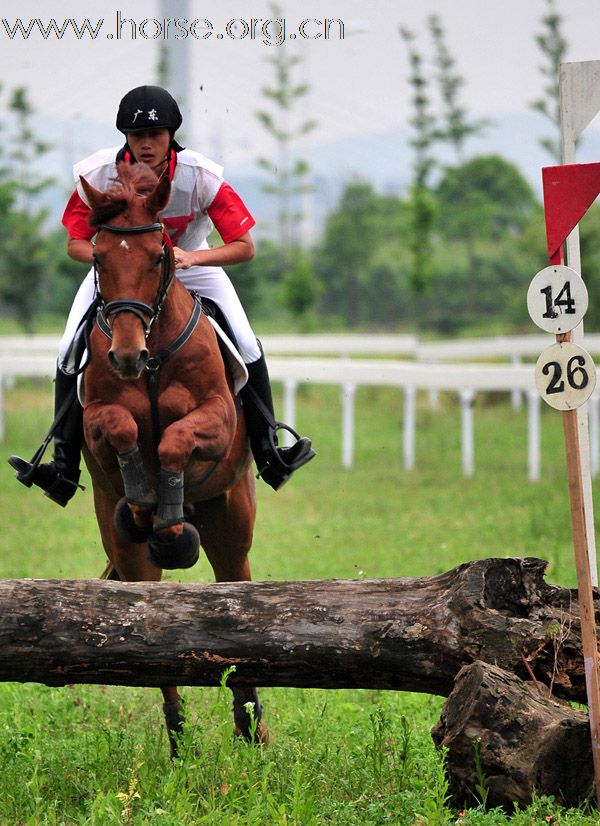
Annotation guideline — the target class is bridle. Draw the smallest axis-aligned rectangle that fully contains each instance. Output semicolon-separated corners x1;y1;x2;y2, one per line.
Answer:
94;221;173;338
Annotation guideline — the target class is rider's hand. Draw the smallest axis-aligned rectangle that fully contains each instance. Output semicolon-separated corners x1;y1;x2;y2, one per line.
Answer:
173;247;198;270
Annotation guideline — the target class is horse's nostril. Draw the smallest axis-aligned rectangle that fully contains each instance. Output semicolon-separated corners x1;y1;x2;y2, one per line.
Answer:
108;350;118;368
138;350;149;370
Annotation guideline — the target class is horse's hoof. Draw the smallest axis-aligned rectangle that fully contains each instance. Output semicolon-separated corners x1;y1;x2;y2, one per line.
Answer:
232;690;269;745
114;497;150;543
234;719;270;746
148;523;200;569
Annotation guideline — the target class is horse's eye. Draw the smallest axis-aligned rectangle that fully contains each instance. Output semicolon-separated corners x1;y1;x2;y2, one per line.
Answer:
154;253;164;269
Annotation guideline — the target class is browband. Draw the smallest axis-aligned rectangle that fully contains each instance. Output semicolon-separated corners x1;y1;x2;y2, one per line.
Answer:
97;222;163;235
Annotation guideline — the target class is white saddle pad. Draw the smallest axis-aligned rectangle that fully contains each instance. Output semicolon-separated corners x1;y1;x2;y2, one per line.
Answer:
206;316;248;395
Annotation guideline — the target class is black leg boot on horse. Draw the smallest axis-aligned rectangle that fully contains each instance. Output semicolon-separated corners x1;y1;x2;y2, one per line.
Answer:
242;346;315;490
8;366;84;507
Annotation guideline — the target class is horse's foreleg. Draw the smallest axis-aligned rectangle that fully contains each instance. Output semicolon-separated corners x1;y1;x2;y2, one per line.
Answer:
85;402;139;458
117;445;156;506
85;403;157;539
147;399;235;570
114;445;157;540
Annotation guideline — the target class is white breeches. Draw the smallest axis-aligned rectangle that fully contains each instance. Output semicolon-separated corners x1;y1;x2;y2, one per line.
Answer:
58;263;261;364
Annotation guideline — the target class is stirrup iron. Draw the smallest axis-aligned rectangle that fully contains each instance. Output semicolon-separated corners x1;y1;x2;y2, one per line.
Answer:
256;423;316;490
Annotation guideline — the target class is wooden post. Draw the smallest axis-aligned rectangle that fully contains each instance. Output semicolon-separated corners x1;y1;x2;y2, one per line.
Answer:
527;389;541;482
533;264;600;806
559;61;600;804
559;60;600;587
562;407;600;786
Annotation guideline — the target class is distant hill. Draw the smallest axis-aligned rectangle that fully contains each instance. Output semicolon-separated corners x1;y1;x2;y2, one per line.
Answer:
29;111;600;243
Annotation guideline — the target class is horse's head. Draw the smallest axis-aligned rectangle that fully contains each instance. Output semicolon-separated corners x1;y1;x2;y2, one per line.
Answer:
81;163;172;379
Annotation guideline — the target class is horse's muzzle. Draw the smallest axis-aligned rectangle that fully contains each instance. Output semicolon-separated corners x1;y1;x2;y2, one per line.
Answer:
108;347;149;379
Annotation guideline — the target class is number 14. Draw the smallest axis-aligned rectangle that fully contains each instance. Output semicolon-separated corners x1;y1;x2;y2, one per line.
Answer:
541;282;576;318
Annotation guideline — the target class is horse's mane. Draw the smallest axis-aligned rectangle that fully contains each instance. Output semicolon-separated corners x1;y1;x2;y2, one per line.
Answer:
89;162;159;226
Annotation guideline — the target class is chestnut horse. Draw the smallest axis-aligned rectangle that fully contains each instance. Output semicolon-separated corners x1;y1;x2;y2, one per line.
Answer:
79;163;267;754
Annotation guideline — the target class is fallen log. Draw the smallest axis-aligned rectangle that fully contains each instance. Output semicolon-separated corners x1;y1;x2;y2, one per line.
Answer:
432;661;594;809
0;557;595;697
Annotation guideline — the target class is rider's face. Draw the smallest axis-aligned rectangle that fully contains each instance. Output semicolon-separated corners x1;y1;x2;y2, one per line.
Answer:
126;128;171;172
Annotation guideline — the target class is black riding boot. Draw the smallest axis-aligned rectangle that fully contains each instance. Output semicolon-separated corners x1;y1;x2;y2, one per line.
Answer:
242;348;315;490
8;367;84;507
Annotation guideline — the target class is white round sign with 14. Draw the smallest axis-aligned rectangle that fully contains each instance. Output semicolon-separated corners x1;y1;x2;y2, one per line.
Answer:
527;265;588;335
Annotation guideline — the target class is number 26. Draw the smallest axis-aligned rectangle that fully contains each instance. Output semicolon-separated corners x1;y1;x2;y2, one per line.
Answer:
542;355;589;395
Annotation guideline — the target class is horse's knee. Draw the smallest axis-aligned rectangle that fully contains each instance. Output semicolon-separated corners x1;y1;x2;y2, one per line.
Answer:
157;428;195;471
158;405;231;469
86;405;138;454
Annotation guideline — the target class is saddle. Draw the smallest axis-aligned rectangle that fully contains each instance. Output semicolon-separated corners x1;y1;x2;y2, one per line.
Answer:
200;298;248;395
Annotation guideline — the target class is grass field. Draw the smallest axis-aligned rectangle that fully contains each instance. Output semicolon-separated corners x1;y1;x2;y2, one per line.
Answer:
0;378;598;825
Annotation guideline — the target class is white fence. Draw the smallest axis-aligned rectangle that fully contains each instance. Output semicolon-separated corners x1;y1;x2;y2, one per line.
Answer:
265;357;544;480
3;333;600;480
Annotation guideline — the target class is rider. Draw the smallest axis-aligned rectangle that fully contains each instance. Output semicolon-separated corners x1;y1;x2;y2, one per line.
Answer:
9;85;315;505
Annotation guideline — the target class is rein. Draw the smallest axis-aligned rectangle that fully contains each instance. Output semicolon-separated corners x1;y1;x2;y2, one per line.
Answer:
141;293;203;456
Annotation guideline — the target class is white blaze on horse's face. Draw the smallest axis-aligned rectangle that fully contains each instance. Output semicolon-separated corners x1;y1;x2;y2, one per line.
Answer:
99;232;165;380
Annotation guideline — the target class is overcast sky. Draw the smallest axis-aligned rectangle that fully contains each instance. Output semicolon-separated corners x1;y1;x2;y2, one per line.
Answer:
1;0;599;170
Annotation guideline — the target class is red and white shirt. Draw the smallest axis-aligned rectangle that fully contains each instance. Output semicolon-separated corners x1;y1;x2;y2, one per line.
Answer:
62;145;255;249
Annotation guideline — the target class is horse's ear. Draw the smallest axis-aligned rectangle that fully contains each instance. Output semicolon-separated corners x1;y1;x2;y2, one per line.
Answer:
79;176;107;210
145;174;171;217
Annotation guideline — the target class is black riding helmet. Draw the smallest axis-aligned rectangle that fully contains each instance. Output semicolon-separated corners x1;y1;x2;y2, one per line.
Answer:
116;85;183;134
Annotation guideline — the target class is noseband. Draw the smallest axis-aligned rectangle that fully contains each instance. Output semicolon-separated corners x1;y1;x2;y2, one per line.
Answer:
94;221;172;338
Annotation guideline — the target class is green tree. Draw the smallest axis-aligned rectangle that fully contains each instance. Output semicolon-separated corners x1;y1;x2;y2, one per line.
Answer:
399;27;437;190
429;156;539;334
38;227;86;316
0;87;55;331
530;0;568;162
255;4;316;252
280;254;322;331
0;84;17;287
436;155;537;241
399;26;438;294
427;14;490;162
316;182;409;327
7;87;53;208
577;205;600;330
